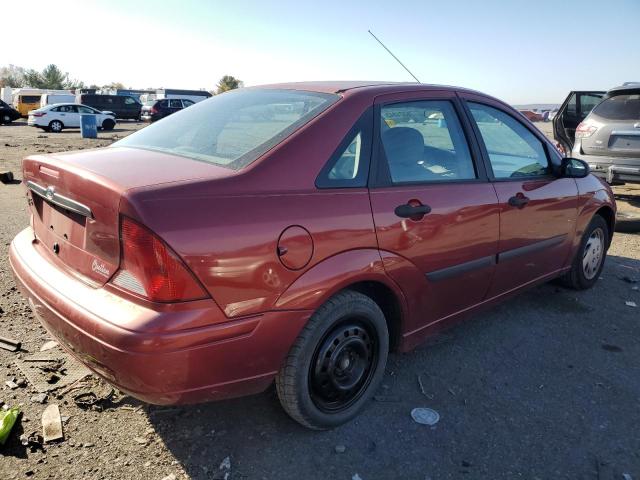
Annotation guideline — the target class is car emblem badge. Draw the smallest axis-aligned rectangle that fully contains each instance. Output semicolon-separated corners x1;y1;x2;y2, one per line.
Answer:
91;259;110;278
45;186;55;200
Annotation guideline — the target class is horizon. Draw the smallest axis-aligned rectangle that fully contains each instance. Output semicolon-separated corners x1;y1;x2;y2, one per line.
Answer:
3;0;639;105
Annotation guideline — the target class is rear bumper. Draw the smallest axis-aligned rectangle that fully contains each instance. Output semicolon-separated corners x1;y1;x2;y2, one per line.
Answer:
573;152;640;184
9;227;311;405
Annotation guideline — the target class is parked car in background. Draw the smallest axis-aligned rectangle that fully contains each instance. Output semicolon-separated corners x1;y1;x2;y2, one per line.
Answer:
547;109;559;122
15;93;43;117
76;94;141;120
11;82;615;430
40;93;76;108
155;88;212;104
518;109;544;122
140;98;195;122
0;99;21;124
553;90;605;154
564;84;640;184
27;103;116;132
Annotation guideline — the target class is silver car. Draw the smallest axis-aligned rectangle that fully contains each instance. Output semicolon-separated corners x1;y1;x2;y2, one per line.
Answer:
571;83;640;184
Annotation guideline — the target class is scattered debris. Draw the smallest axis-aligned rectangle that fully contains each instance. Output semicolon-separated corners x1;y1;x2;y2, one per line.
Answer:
20;432;44;452
625;301;637;308
417;374;434;399
40;340;59;352
622;474;633;480
30;393;48;404
213;456;231;480
601;344;623;352
0;406;20;444
42;404;64;442
621;275;638;284
633;286;639;291
0;171;15;183
133;436;148;445
352;474;363;480
411;407;440;426
14;350;91;393
5;379;19;389
161;475;177;480
0;334;21;352
335;444;346;454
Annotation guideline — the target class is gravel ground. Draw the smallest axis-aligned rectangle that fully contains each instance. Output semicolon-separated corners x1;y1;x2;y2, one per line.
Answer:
1;120;639;480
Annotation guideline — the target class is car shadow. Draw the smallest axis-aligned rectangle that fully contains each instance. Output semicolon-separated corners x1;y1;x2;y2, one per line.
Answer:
145;253;640;479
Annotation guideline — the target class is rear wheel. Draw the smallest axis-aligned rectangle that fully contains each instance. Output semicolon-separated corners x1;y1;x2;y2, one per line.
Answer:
561;215;609;290
48;120;63;133
276;290;388;430
102;119;115;131
1;114;12;124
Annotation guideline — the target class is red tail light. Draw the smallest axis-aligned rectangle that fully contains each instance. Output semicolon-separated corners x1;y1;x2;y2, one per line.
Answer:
576;122;598;138
150;107;158;114
32;112;47;117
111;216;208;302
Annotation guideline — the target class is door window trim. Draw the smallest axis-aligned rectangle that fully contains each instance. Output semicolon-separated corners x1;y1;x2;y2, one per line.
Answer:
369;95;489;188
458;96;557;182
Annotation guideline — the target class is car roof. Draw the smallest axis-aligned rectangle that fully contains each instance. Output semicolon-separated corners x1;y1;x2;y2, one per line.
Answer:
253;81;483;97
606;83;640;96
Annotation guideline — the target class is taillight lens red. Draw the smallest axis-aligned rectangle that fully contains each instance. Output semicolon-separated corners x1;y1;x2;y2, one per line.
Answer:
150;107;158;114
32;112;47;117
575;122;598;138
111;216;208;302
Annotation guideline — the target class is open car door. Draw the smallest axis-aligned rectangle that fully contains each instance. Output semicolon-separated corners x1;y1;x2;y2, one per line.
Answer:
553;90;605;153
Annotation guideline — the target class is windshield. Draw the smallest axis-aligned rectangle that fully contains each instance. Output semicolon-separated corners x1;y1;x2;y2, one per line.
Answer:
114;88;338;170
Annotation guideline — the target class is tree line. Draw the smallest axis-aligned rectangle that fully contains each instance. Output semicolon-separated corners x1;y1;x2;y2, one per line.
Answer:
0;64;242;94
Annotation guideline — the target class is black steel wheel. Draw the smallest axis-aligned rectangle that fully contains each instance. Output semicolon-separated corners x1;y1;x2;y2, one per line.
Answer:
276;290;388;429
309;320;378;413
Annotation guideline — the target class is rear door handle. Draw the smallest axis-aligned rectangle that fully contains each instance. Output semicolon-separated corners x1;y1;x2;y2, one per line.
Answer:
508;195;530;208
394;203;431;218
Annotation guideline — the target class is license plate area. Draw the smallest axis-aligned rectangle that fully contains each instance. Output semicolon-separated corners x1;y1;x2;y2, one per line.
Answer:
33;195;87;248
609;135;640;151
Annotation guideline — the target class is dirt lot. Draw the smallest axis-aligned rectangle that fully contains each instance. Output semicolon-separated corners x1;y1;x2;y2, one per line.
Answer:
1;120;639;480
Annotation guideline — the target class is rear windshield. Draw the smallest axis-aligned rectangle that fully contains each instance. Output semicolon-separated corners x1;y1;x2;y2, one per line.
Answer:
592;93;640;121
114;88;338;170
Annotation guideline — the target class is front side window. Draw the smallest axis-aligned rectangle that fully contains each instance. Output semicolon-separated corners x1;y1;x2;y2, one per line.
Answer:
592;93;640;121
380;100;476;184
468;102;549;179
115;89;338;170
169;99;182;108
124;97;136;104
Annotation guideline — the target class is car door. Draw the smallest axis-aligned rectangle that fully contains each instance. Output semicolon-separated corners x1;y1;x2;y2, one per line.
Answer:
553;91;605;151
77;105;99;127
56;105;80;127
368;90;500;331
460;93;579;298
169;99;183;115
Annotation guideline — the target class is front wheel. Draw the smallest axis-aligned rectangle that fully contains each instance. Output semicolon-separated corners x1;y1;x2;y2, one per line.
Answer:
276;290;388;430
1;114;12;124
102;119;115;131
561;215;609;290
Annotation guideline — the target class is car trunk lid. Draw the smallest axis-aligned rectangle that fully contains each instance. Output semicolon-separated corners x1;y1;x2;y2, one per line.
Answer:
22;146;234;286
581;119;640;158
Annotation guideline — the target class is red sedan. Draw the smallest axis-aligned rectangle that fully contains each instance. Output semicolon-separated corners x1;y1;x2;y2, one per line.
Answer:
10;82;615;429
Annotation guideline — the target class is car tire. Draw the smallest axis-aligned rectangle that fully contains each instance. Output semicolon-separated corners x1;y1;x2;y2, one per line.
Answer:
1;114;12;124
102;119;115;131
276;290;389;430
560;214;609;290
48;120;63;133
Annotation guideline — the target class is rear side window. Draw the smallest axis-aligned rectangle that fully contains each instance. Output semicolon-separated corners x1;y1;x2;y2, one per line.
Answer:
169;99;182;108
379;100;476;184
124;97;136;105
21;96;41;103
592;93;640;120
468;102;549;179
115;89;338;170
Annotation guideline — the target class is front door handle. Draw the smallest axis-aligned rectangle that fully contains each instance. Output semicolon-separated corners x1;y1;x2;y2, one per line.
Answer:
394;203;431;218
508;194;530;208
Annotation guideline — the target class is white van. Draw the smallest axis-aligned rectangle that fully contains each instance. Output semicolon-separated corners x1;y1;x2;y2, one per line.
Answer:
40;93;76;108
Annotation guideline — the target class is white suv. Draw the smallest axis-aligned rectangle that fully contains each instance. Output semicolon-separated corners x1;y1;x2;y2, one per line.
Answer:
27;103;117;133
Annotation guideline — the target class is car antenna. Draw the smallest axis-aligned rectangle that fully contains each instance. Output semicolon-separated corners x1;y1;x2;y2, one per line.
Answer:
368;29;421;83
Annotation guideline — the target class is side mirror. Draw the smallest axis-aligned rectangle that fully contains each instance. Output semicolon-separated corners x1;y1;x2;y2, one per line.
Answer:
560;157;590;178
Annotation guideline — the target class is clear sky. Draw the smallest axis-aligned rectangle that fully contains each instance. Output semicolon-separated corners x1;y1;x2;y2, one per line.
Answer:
4;0;639;104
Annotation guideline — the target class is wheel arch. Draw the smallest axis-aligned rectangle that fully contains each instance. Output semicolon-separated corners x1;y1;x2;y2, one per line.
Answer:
595;205;615;246
274;249;407;352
